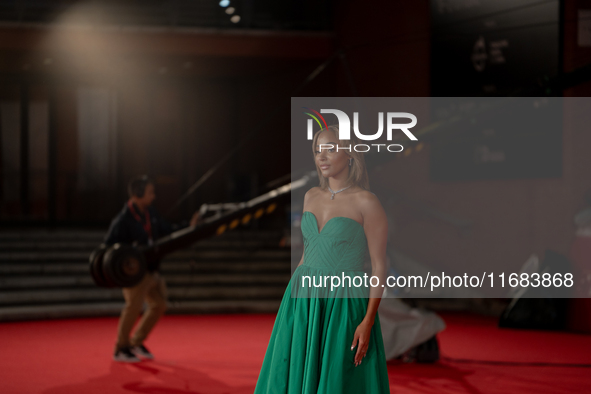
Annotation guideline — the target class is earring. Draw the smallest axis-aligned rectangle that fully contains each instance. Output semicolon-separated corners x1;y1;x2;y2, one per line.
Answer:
349;158;353;166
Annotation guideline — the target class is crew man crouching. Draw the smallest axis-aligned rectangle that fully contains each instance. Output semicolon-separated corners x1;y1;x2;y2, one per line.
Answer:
105;175;201;362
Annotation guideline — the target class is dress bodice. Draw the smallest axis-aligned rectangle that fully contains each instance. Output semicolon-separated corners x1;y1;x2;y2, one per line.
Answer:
301;211;369;272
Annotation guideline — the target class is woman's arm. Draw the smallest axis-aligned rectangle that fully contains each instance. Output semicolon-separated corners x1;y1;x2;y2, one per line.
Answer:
361;192;388;318
351;191;388;366
296;188;314;268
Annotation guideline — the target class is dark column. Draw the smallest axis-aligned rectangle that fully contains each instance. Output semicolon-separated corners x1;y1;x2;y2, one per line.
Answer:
19;81;29;216
48;85;57;226
180;82;190;220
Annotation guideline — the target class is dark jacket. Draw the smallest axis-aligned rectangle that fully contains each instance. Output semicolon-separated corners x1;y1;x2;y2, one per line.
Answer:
104;202;173;272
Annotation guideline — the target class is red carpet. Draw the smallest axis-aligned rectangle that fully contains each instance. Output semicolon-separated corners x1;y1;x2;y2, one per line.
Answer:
0;313;589;394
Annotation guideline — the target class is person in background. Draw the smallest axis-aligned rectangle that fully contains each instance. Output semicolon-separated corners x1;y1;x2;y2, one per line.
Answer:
105;175;201;363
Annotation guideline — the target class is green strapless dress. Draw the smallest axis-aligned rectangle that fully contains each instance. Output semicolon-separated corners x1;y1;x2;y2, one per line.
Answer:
254;211;391;394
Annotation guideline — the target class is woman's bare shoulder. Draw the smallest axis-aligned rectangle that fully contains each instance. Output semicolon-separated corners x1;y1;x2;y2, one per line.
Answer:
303;187;322;208
356;189;379;203
305;186;322;198
355;190;384;215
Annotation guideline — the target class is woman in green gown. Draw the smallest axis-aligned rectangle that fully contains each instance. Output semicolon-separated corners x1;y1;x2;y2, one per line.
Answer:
254;126;391;393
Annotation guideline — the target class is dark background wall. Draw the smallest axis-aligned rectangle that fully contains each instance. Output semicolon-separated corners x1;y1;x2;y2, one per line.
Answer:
2;0;591;280
0;20;335;224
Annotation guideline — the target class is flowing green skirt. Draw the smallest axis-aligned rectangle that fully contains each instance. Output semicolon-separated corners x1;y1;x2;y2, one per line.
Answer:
254;266;391;393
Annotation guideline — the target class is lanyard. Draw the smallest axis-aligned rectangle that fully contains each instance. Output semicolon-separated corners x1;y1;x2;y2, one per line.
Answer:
127;200;153;243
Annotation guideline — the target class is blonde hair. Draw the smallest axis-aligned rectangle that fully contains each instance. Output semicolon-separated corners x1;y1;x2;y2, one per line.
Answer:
311;125;370;191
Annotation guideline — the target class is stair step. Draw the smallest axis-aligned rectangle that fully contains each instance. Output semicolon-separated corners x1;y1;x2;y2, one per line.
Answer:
0;300;282;321
0;231;105;241
0;241;104;250
0;248;290;262
0;260;291;275
0;276;95;288
0;263;90;275
162;261;291;272
0;286;287;305
0;273;291;289
0;289;123;305
0;238;282;251
0;251;91;261
0;229;280;242
166;249;291;260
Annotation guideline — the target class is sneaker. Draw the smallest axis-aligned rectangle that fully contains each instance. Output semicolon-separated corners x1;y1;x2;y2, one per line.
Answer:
131;344;154;360
113;347;141;363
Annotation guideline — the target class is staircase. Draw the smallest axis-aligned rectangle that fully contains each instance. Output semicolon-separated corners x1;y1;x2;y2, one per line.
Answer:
0;229;291;321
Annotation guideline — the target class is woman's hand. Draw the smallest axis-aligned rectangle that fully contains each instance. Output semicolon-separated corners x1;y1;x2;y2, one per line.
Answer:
351;319;373;367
